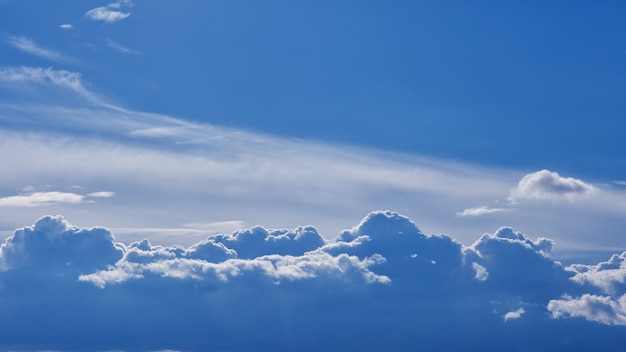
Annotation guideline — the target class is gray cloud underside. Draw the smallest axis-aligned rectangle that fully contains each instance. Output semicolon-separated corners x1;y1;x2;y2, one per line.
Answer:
1;211;626;351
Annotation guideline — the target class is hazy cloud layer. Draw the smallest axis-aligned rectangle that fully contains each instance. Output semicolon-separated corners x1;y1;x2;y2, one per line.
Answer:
1;65;626;257
0;211;625;350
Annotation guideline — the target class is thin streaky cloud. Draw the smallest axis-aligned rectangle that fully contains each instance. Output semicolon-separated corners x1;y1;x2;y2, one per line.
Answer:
0;192;84;207
0;66;102;105
87;191;115;198
60;24;74;30
457;206;506;217
105;38;140;55
6;36;65;62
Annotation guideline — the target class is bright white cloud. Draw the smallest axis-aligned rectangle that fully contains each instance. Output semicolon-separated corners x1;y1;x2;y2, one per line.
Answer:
510;169;597;202
0;192;84;207
504;307;525;322
84;1;132;23
59;24;74;30
0;190;115;208
548;294;626;326
6;36;65;62
457;206;506;217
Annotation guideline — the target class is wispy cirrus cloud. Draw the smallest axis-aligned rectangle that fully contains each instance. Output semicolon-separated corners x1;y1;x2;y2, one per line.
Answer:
105;38;140;55
85;1;133;24
6;36;66;62
0;66;101;105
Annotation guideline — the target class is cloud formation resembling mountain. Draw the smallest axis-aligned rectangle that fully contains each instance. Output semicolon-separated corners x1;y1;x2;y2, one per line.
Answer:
1;211;625;351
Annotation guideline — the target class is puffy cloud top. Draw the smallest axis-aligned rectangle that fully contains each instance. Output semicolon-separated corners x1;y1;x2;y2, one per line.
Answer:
0;215;124;272
510;169;597;202
1;212;626;350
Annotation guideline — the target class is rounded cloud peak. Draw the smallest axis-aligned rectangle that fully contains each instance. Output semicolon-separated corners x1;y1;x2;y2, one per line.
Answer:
0;215;124;271
510;169;597;202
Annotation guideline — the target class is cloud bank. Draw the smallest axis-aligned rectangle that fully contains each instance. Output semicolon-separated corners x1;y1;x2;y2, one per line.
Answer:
1;211;626;351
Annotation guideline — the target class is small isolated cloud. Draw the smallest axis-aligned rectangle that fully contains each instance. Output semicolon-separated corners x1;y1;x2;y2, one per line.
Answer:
59;24;74;30
105;38;140;55
457;206;506;217
504;307;525;322
509;169;597;202
6;36;65;62
85;1;132;23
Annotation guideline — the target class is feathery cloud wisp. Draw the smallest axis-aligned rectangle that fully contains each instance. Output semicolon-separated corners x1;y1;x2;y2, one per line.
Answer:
6;36;65;62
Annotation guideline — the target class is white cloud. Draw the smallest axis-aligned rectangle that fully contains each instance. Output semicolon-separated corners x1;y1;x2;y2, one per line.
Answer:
0;211;623;350
87;191;115;198
548;294;626;326
59;24;74;30
504;307;525;322
457;206;506;217
509;169;597;202
2;66;626;255
6;36;65;62
0;66;99;103
0;192;84;207
0;190;115;208
472;262;489;281
84;1;132;23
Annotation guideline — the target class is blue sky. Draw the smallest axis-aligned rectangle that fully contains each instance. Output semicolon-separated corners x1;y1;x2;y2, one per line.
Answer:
1;1;626;351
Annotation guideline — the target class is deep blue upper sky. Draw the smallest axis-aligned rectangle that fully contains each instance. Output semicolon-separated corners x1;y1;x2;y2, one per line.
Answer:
2;1;625;180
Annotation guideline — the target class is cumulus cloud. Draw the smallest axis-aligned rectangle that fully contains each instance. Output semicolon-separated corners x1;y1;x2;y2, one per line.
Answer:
504;307;525;321
6;36;66;62
510;169;597;202
85;1;132;23
548;294;626;325
0;211;625;350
